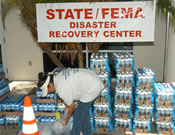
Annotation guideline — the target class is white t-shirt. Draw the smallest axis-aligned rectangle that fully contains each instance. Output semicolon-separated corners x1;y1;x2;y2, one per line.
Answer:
54;68;104;106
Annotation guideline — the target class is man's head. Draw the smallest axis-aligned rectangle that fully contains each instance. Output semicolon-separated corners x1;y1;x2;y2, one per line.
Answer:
37;72;55;97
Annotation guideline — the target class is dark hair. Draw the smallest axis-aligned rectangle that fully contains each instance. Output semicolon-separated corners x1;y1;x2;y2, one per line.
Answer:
37;72;53;87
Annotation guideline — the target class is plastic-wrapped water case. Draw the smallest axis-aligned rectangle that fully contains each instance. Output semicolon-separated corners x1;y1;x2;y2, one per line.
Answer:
94;117;113;132
114;87;134;104
171;82;175;91
93;102;112;118
98;72;111;88
5;115;22;130
133;119;151;133
155;83;175;106
36;88;56;99
114;118;132;132
116;72;135;88
96;88;111;103
155;121;175;134
0;65;4;74
20;95;38;112
0;81;10;97
57;103;66;118
38;103;56;112
1;94;25;112
135;89;154;105
113;52;134;73
113;104;133;118
37;116;56;123
0;116;5;126
134;105;154;120
155;106;174;121
135;68;156;90
90;53;109;73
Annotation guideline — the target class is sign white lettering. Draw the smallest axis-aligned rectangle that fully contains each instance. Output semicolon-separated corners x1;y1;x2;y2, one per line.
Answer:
36;1;156;42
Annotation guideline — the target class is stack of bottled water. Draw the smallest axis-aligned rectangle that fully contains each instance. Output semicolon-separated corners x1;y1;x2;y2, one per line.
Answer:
93;102;112;118
90;53;109;73
5;115;21;130
36;88;56;99
57;103;66;118
0;65;11;129
0;116;5;129
36;88;57;121
1;94;25;112
133;119;151;133
113;52;134;132
154;83;175;134
0;94;25;130
90;53;113;132
135;68;156;90
113;52;134;73
19;95;38;112
0;80;10;97
133;68;155;133
36;116;56;123
94;117;113;132
0;65;10;101
114;118;132;132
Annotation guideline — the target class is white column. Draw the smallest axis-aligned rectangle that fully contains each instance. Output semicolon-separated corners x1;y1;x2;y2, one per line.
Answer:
166;0;175;82
0;2;8;78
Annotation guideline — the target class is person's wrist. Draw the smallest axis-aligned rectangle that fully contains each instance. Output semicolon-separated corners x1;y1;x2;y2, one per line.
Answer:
64;119;67;125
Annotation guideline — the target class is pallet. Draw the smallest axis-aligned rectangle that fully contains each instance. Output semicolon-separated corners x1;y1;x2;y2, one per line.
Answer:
36;112;56;117
0;125;5;129
6;125;19;130
36;98;55;103
1;111;21;116
0;91;11;102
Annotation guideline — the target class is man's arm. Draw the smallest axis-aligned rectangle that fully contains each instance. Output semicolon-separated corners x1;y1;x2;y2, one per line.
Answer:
63;102;76;124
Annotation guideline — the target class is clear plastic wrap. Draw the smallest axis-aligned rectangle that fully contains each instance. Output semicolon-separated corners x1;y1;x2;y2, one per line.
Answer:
114;87;134;104
96;88;111;103
113;104;133;118
155;83;174;106
135;89;154;105
116;72;135;88
94;117;113;132
155;121;175;134
93;102;112;117
90;53;110;73
135;68;156;90
155;106;174;121
113;52;134;73
18;119;72;135
134;105;154;119
133;119;151;133
114;118;132;132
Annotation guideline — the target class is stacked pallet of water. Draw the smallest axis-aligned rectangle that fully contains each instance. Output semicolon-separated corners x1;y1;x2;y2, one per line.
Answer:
90;53;113;133
133;68;155;133
154;83;175;134
113;52;134;132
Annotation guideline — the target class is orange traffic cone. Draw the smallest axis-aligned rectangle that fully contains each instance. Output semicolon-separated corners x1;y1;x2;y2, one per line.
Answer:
22;96;39;135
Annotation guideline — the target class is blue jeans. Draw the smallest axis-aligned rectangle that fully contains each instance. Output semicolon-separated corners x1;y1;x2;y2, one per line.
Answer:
71;99;95;135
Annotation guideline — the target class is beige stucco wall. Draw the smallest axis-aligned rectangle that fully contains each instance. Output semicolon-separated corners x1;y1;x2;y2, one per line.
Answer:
5;9;43;81
133;13;166;82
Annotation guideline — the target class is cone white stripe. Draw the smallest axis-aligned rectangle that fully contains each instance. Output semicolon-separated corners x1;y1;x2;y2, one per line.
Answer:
22;123;38;134
23;106;35;121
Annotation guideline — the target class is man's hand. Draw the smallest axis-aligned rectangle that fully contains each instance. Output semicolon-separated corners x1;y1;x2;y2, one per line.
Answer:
64;102;76;124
